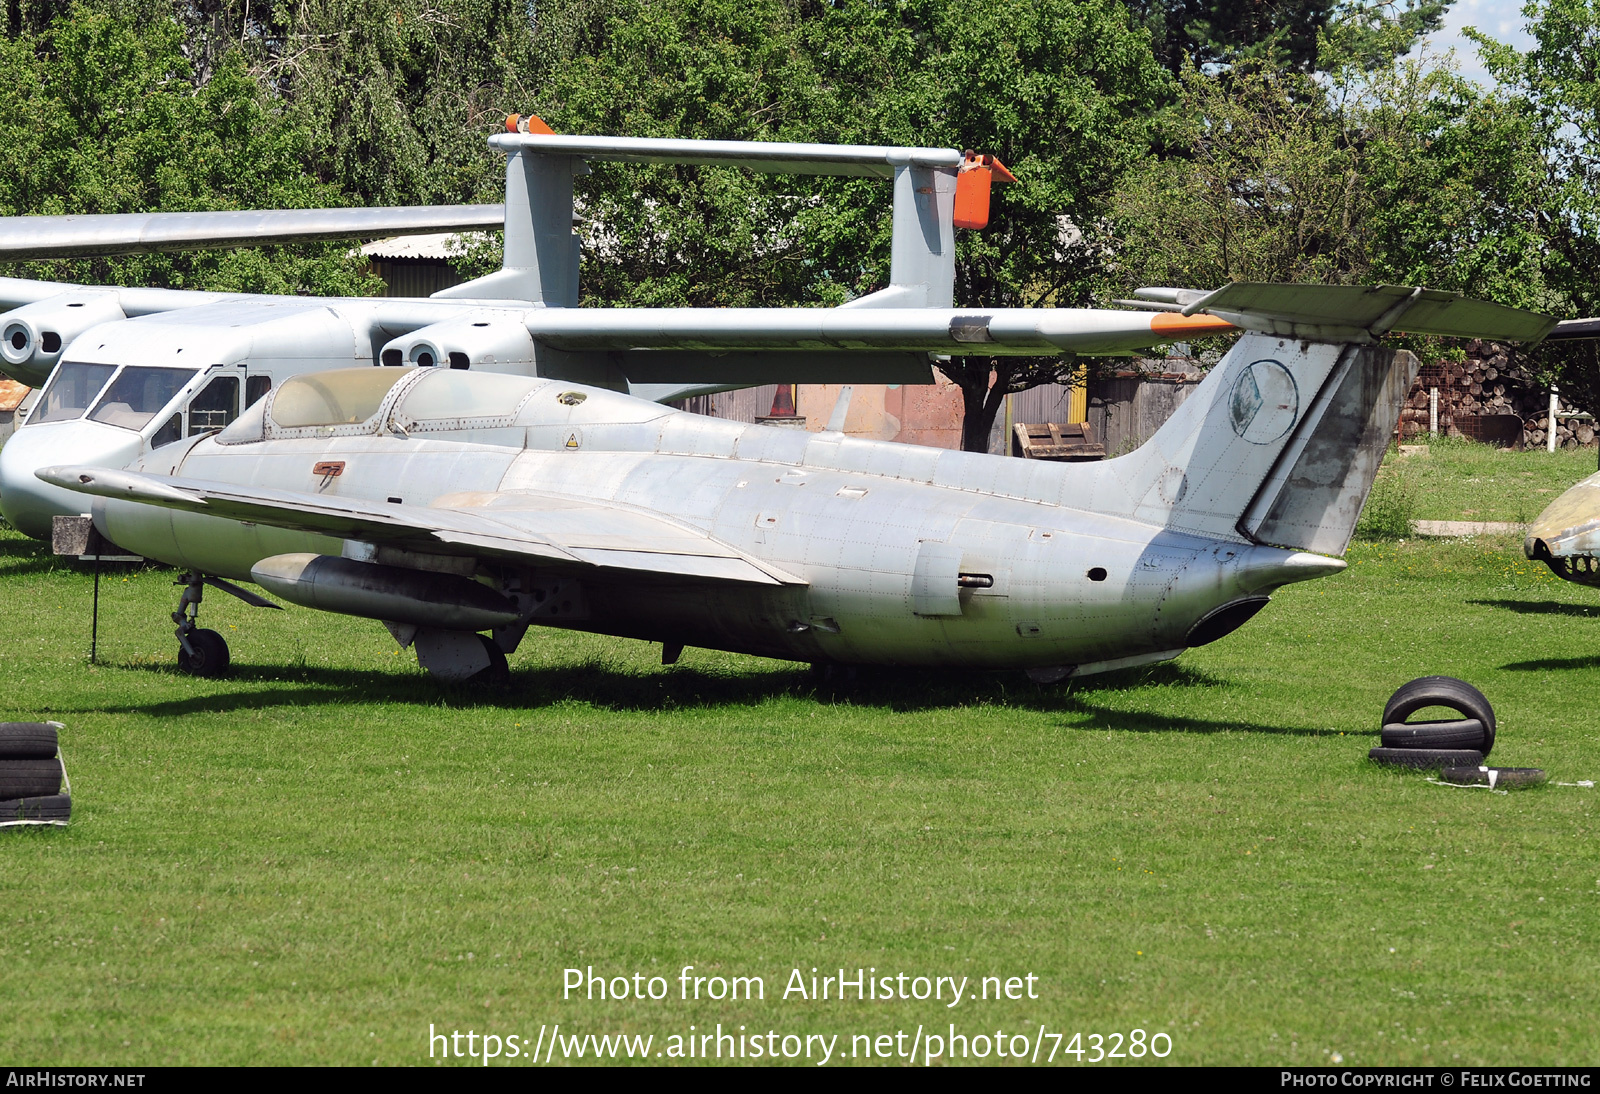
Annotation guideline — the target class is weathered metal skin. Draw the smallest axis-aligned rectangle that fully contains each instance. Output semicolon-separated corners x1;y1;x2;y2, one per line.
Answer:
1525;470;1600;587
54;329;1392;676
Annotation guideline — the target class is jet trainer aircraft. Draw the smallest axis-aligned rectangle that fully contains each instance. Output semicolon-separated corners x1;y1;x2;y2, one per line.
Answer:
42;282;1553;682
0;119;1238;539
1522;318;1600;584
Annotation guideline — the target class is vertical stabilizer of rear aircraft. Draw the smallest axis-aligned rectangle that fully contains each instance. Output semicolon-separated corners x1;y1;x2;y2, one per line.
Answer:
1078;332;1417;554
434;138;580;307
839;163;957;310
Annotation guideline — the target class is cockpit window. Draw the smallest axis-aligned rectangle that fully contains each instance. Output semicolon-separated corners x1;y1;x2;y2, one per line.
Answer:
88;366;197;431
393;369;542;428
270;369;408;429
32;362;116;424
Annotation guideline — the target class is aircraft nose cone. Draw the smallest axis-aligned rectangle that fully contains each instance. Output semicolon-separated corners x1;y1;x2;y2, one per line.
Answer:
0;421;144;539
1526;469;1600;559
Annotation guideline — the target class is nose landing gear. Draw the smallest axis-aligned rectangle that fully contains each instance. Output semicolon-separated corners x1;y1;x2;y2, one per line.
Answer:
173;573;230;677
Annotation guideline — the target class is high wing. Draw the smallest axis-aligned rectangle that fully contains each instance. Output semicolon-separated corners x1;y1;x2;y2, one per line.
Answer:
0;205;502;263
39;465;804;587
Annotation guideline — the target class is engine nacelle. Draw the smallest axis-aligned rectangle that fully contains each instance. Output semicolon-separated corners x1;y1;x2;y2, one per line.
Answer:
378;316;538;374
1;293;126;385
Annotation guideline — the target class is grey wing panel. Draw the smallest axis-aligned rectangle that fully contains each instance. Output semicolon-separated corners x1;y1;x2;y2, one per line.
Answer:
0;206;504;261
39;466;801;587
490;134;961;177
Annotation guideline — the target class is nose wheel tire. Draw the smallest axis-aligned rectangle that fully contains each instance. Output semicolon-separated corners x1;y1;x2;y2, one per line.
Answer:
178;628;230;677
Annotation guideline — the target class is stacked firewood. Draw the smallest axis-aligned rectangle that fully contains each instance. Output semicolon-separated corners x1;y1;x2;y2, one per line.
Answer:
1397;341;1590;449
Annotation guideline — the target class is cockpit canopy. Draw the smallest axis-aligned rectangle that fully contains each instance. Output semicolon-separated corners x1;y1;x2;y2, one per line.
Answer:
217;367;549;445
214;366;673;447
270;369;409;432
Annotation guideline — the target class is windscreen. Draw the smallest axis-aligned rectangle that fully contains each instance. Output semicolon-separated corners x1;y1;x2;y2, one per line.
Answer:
31;362;116;424
271;369;408;429
88;366;197;431
396;369;542;423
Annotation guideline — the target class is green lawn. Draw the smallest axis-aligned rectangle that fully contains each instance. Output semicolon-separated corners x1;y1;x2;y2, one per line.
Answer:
1370;435;1597;525
1;445;1598;1065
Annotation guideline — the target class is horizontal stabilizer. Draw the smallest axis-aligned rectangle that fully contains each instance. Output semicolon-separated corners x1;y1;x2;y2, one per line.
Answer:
37;466;804;587
0;205;503;261
490;133;961;177
1165;283;1555;344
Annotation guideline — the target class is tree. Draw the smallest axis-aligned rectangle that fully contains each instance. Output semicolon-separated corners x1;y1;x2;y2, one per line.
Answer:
1472;0;1600;427
541;0;1172;450
1127;0;1451;74
0;7;379;295
1110;52;1557;318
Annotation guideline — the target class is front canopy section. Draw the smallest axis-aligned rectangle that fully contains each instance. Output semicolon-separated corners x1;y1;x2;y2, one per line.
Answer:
268;368;414;434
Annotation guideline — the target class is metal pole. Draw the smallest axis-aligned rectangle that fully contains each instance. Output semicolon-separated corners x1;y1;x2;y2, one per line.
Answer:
1429;387;1438;436
1549;386;1560;454
90;549;100;665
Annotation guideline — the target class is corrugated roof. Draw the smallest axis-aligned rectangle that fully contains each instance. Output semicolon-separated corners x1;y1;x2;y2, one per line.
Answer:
360;232;491;260
0;379;30;413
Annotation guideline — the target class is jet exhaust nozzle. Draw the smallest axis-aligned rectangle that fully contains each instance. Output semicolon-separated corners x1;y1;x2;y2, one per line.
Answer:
250;553;519;630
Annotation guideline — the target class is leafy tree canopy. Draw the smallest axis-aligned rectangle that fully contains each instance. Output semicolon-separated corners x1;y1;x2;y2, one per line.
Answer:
0;5;378;293
1128;0;1451;73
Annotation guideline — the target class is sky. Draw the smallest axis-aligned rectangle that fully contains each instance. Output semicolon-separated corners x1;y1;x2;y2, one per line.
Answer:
1416;0;1536;84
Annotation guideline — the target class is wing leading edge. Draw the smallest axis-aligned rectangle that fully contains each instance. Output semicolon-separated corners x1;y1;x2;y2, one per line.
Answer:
37;466;804;588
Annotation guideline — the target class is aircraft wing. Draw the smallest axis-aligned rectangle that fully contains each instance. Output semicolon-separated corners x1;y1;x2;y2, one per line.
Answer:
1545;317;1600;341
491;133;961;176
1163;283;1557;344
0;205;503;262
38;465;803;587
526;307;1237;363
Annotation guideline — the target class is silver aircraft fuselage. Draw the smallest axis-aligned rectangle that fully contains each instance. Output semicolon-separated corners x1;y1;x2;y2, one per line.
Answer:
69;360;1347;675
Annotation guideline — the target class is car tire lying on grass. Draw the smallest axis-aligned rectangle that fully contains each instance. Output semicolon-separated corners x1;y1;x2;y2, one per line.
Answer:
1369;747;1485;770
1382;676;1496;757
0;759;64;798
0;794;71;822
1380;718;1489;751
1439;767;1547;789
0;723;59;759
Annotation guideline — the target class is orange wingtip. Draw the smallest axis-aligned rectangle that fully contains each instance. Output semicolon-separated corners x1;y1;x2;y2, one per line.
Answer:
1150;312;1236;336
505;113;556;135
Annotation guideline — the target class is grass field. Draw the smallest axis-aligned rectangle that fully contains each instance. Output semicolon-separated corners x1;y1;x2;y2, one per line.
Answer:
1360;436;1597;531
2;440;1598;1066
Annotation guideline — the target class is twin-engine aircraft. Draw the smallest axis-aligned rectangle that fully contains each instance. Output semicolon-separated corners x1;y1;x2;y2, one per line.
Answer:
0;119;1236;539
42;283;1552;681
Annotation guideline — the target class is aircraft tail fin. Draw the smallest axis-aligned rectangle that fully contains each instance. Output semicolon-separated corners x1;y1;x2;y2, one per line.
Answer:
1081;333;1418;555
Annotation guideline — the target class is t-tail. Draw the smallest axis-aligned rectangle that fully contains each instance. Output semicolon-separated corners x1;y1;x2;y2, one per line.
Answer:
1087;283;1557;555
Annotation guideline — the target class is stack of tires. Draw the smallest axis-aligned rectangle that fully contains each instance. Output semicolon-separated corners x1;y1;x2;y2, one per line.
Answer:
0;722;71;825
1369;677;1545;788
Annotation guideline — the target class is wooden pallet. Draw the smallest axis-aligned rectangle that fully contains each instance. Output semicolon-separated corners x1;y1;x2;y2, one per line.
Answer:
1013;421;1106;461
